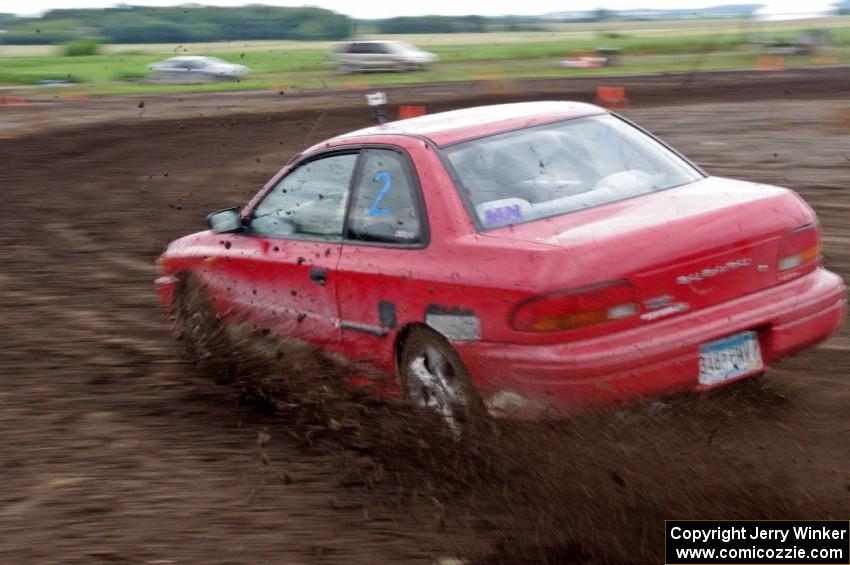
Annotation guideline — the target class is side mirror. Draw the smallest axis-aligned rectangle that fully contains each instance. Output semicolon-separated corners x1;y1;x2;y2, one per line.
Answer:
207;208;242;234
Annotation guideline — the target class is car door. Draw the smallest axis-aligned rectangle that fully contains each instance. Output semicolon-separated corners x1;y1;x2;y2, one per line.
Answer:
159;59;183;78
335;147;429;373
342;43;361;69
210;151;358;352
180;59;201;80
361;42;385;70
371;42;393;70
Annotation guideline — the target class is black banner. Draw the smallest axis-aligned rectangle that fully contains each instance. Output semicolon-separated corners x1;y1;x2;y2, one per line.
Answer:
666;521;849;564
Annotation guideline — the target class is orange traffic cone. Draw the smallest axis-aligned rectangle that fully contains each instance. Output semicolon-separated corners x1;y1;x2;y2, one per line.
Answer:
398;105;426;119
594;86;628;109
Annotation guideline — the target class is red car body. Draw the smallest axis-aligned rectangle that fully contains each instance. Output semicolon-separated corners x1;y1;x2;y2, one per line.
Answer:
157;102;845;416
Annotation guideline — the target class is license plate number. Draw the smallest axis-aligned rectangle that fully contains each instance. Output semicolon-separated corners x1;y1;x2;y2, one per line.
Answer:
698;331;763;386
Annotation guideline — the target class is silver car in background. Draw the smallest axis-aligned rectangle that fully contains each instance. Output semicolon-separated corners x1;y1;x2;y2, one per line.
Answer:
333;41;438;73
148;56;249;83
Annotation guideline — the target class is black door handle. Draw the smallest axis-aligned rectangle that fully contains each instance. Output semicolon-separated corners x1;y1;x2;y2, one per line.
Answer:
309;267;327;286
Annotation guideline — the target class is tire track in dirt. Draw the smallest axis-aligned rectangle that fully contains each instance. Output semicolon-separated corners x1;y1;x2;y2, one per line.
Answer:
45;221;156;277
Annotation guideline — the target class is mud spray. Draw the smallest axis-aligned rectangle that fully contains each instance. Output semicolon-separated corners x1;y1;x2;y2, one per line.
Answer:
172;280;847;565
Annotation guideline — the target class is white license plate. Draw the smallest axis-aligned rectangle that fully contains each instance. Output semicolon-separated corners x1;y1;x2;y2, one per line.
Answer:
698;331;764;386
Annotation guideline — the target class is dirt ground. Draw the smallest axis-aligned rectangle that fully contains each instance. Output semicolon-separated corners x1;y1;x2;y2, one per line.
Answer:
4;65;850;138
0;71;848;564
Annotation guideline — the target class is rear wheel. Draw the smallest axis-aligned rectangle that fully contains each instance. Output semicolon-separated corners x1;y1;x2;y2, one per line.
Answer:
399;327;487;436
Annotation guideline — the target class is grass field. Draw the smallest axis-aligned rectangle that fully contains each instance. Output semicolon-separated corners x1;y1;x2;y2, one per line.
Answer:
1;16;849;95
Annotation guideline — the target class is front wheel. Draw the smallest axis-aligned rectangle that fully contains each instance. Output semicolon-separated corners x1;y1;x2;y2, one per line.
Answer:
171;273;234;383
399;327;487;437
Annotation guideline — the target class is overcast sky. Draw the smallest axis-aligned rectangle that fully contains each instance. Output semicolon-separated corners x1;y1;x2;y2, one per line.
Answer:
2;0;833;19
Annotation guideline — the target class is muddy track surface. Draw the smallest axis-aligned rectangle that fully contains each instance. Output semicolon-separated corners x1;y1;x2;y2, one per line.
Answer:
1;74;849;563
4;65;850;138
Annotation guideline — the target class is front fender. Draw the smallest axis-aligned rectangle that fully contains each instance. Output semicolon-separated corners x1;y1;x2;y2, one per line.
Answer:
155;274;179;311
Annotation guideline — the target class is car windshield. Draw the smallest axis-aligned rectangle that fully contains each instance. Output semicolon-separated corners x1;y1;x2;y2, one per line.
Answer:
443;114;703;230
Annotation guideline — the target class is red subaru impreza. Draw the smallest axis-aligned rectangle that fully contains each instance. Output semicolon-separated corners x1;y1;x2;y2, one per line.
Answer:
157;101;845;431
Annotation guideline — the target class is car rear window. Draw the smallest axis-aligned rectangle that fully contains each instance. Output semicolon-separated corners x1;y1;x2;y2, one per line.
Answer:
442;114;703;230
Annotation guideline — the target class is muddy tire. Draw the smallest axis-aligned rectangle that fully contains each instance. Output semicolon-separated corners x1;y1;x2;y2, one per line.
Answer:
171;273;234;383
399;326;488;437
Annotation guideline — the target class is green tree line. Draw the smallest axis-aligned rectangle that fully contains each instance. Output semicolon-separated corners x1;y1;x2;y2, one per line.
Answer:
0;7;554;45
0;5;353;44
372;15;544;34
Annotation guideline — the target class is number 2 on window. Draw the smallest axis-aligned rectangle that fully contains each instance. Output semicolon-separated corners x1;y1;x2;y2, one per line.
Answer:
368;171;392;217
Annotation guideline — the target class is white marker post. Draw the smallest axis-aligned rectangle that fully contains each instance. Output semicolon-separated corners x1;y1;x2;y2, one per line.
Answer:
366;91;388;124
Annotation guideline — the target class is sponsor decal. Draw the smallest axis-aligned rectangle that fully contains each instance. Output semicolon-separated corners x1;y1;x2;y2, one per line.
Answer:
483;204;522;229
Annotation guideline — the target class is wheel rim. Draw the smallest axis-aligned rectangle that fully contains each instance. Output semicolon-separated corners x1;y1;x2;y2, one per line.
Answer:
407;345;466;434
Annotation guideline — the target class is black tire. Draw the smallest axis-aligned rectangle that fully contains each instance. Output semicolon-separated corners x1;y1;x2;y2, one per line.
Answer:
171;273;234;383
398;326;488;437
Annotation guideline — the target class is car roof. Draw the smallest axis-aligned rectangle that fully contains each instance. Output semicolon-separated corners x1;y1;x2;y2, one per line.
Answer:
330;101;606;148
163;56;210;62
341;40;399;44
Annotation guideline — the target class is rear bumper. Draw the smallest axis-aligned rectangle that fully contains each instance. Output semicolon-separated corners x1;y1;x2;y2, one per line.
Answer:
456;267;846;416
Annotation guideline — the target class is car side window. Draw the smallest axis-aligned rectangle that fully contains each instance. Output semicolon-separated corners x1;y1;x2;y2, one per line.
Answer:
346;149;422;244
249;153;357;240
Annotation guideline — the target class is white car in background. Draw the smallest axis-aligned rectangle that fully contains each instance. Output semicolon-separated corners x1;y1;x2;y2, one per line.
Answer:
148;56;248;82
333;40;438;73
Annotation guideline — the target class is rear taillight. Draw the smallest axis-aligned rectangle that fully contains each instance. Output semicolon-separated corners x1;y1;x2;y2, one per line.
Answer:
778;224;820;273
510;280;639;332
